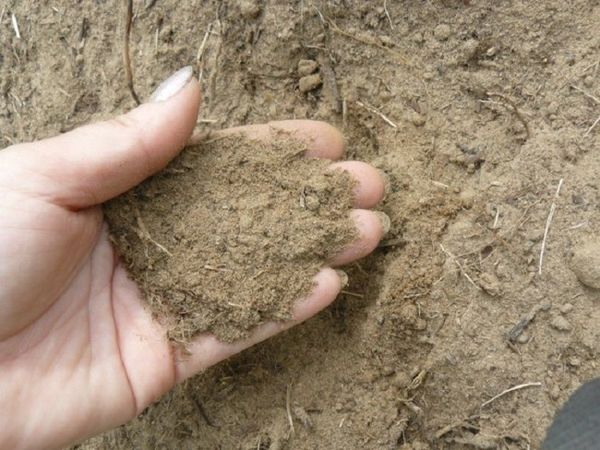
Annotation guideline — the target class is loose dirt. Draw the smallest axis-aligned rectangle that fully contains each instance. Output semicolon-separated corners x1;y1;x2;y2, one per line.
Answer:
2;1;600;449
104;133;357;343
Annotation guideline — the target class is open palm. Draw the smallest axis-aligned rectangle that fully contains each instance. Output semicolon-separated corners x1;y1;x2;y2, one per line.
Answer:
0;74;385;450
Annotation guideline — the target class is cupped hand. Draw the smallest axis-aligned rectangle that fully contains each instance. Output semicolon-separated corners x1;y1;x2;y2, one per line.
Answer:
0;67;386;450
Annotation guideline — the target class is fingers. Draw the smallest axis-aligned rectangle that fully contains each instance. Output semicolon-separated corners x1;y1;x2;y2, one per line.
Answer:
1;68;201;209
210;120;346;159
330;209;389;266
174;268;344;382
329;161;386;208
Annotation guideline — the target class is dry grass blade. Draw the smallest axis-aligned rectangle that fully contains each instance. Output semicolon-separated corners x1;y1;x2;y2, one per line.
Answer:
123;0;140;105
11;13;21;39
584;114;600;136
538;178;564;275
480;382;542;408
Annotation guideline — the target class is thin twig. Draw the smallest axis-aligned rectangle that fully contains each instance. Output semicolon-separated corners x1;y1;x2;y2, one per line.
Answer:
584;114;600;136
383;0;393;30
123;0;140;105
440;244;482;291
539;179;564;275
486;92;531;139
356;101;398;128
480;382;542;409
286;385;295;435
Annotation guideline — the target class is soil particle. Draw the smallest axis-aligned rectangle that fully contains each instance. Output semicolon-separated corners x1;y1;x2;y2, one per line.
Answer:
550;316;572;332
299;73;323;93
104;132;357;343
560;303;574;314
571;241;600;289
297;59;319;77
479;272;501;297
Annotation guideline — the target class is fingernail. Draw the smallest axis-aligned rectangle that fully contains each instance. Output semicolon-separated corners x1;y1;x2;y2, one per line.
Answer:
149;66;194;102
374;211;391;235
335;270;349;288
376;168;391;197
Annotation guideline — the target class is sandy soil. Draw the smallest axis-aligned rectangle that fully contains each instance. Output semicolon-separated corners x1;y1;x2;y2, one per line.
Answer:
2;1;600;449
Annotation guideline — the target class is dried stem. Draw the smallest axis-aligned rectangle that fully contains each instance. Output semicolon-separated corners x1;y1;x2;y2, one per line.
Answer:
124;0;140;105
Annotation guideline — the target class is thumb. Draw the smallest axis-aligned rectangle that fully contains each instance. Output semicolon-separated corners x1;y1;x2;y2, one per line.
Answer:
2;66;200;209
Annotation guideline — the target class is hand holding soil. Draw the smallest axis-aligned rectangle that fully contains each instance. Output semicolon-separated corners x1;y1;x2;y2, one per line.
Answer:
0;67;386;450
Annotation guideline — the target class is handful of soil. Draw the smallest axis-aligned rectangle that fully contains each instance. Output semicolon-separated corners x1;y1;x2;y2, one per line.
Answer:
104;131;357;343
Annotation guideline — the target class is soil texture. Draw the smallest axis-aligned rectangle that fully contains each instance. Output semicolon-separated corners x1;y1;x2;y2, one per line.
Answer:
104;132;357;343
2;1;600;449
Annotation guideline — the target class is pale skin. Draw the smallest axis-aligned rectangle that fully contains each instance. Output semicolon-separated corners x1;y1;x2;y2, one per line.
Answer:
0;76;386;450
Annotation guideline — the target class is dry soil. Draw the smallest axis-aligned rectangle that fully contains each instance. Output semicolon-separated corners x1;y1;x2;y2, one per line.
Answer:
2;1;600;449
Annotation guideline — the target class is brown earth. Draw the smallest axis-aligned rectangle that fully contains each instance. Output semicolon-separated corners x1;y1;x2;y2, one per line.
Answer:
104;132;357;343
2;1;600;449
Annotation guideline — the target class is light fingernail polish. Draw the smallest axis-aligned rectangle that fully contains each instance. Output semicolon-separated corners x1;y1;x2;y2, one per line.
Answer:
336;270;349;288
149;66;194;102
374;211;391;235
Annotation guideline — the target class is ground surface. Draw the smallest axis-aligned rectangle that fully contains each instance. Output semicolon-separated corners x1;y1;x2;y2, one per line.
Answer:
2;1;600;449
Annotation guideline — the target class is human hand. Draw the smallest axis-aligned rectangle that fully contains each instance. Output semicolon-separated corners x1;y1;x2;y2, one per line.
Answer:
0;67;387;450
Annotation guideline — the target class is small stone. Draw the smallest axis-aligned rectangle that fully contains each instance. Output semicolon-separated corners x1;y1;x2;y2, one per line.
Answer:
583;75;594;88
299;73;322;93
433;24;451;41
550;316;572;332
297;59;319;76
571;241;600;289
479;272;501;297
549;383;561;400
516;332;530;344
560;303;574;314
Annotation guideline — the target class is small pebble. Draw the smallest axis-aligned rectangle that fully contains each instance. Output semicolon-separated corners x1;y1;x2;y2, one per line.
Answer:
433;24;451;41
560;303;574;314
571;241;600;289
550;316;572;332
517;331;530;344
297;59;319;76
479;272;501;297
299;73;322;93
